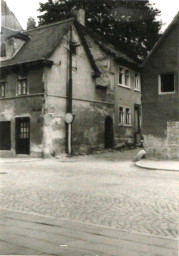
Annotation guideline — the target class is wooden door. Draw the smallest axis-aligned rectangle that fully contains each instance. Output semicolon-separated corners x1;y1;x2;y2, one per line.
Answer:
16;117;30;154
104;116;114;148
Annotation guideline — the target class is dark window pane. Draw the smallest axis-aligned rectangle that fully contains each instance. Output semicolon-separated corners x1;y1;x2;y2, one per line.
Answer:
161;73;174;92
0;43;6;57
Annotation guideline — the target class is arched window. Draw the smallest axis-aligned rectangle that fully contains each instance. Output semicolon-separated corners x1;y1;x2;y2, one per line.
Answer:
0;43;6;57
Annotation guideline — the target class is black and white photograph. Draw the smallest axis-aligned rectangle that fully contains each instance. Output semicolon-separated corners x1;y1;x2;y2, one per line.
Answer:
0;0;178;255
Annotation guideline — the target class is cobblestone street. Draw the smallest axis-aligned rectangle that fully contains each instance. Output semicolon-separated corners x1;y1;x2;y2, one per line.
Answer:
0;155;178;239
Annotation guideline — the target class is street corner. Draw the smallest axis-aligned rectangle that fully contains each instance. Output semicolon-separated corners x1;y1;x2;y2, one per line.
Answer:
135;160;179;171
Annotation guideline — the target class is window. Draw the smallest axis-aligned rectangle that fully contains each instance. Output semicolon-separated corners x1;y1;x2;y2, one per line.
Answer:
119;67;130;87
119;106;131;126
0;82;5;97
159;73;175;93
125;108;131;125
119;107;124;124
0;43;6;57
17;78;28;95
0;121;11;150
134;73;141;91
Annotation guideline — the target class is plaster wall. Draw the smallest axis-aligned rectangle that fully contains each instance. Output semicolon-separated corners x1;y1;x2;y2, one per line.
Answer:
0;67;44;157
113;63;141;145
42;27;114;155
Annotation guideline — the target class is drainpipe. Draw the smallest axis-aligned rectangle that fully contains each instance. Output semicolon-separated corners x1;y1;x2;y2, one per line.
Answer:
66;26;73;155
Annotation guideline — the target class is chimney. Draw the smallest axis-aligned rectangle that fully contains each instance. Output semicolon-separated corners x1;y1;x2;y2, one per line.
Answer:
27;16;36;30
73;9;85;26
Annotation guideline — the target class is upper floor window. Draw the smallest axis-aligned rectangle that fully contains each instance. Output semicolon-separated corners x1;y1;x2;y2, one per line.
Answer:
159;73;175;94
0;43;6;57
119;67;130;87
17;78;28;95
134;73;141;91
0;82;5;97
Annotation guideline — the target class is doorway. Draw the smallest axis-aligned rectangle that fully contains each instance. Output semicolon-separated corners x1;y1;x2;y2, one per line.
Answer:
15;117;30;154
134;105;141;133
104;116;114;148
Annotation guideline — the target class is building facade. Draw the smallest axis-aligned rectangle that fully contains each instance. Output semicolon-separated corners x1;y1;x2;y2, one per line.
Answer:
0;11;141;157
1;0;22;31
142;12;179;159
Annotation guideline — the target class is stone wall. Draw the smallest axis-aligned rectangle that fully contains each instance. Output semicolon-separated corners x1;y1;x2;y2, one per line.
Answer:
167;121;179;159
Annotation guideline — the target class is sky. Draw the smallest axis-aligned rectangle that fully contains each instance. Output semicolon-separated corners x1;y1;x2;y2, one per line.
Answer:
3;0;179;31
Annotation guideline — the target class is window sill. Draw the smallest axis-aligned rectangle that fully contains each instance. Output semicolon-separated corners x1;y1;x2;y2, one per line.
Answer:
118;124;132;127
118;84;131;89
158;91;175;95
134;89;141;92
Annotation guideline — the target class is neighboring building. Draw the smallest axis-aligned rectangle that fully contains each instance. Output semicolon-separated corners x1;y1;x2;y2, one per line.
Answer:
80;25;142;148
142;12;179;159
0;10;141;157
1;0;22;31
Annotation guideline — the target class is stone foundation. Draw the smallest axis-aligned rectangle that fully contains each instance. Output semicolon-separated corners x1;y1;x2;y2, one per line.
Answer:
143;121;179;159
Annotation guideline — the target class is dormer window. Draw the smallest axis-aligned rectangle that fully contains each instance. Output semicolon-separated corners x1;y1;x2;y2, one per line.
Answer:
0;43;6;57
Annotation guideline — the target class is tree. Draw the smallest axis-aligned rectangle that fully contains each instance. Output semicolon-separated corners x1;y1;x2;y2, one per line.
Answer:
38;0;162;62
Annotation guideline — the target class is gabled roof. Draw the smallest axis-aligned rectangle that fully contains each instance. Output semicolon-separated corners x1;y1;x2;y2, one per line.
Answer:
0;18;74;68
142;12;179;67
76;22;140;71
0;16;139;72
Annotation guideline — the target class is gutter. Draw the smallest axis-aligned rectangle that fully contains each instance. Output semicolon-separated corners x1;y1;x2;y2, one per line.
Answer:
0;59;53;70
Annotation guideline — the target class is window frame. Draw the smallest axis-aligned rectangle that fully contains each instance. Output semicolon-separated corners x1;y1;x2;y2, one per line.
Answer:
118;66;131;88
0;42;6;57
0;82;6;98
118;106;125;125
118;105;132;126
134;73;141;91
16;77;28;96
158;72;175;95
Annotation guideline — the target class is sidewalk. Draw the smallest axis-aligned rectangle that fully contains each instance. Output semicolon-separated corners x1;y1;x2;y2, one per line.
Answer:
0;208;177;256
136;160;179;171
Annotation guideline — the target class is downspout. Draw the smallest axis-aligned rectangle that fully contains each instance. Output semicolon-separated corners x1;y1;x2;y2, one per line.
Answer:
66;26;73;155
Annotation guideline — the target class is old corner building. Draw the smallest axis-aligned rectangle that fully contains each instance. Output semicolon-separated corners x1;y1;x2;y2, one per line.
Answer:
142;12;179;159
0;5;142;158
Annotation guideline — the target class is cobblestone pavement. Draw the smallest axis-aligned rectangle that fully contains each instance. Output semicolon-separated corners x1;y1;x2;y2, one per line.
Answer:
0;156;178;239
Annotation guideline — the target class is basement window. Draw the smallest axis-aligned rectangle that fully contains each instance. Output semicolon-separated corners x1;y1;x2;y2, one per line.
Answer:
159;73;175;94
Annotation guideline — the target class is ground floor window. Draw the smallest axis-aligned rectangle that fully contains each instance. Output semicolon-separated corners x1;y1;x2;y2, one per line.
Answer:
118;106;131;126
0;121;11;150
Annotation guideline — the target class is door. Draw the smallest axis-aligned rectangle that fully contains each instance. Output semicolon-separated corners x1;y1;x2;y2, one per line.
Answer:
104;116;114;148
16;117;30;154
134;105;141;133
0;121;11;150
